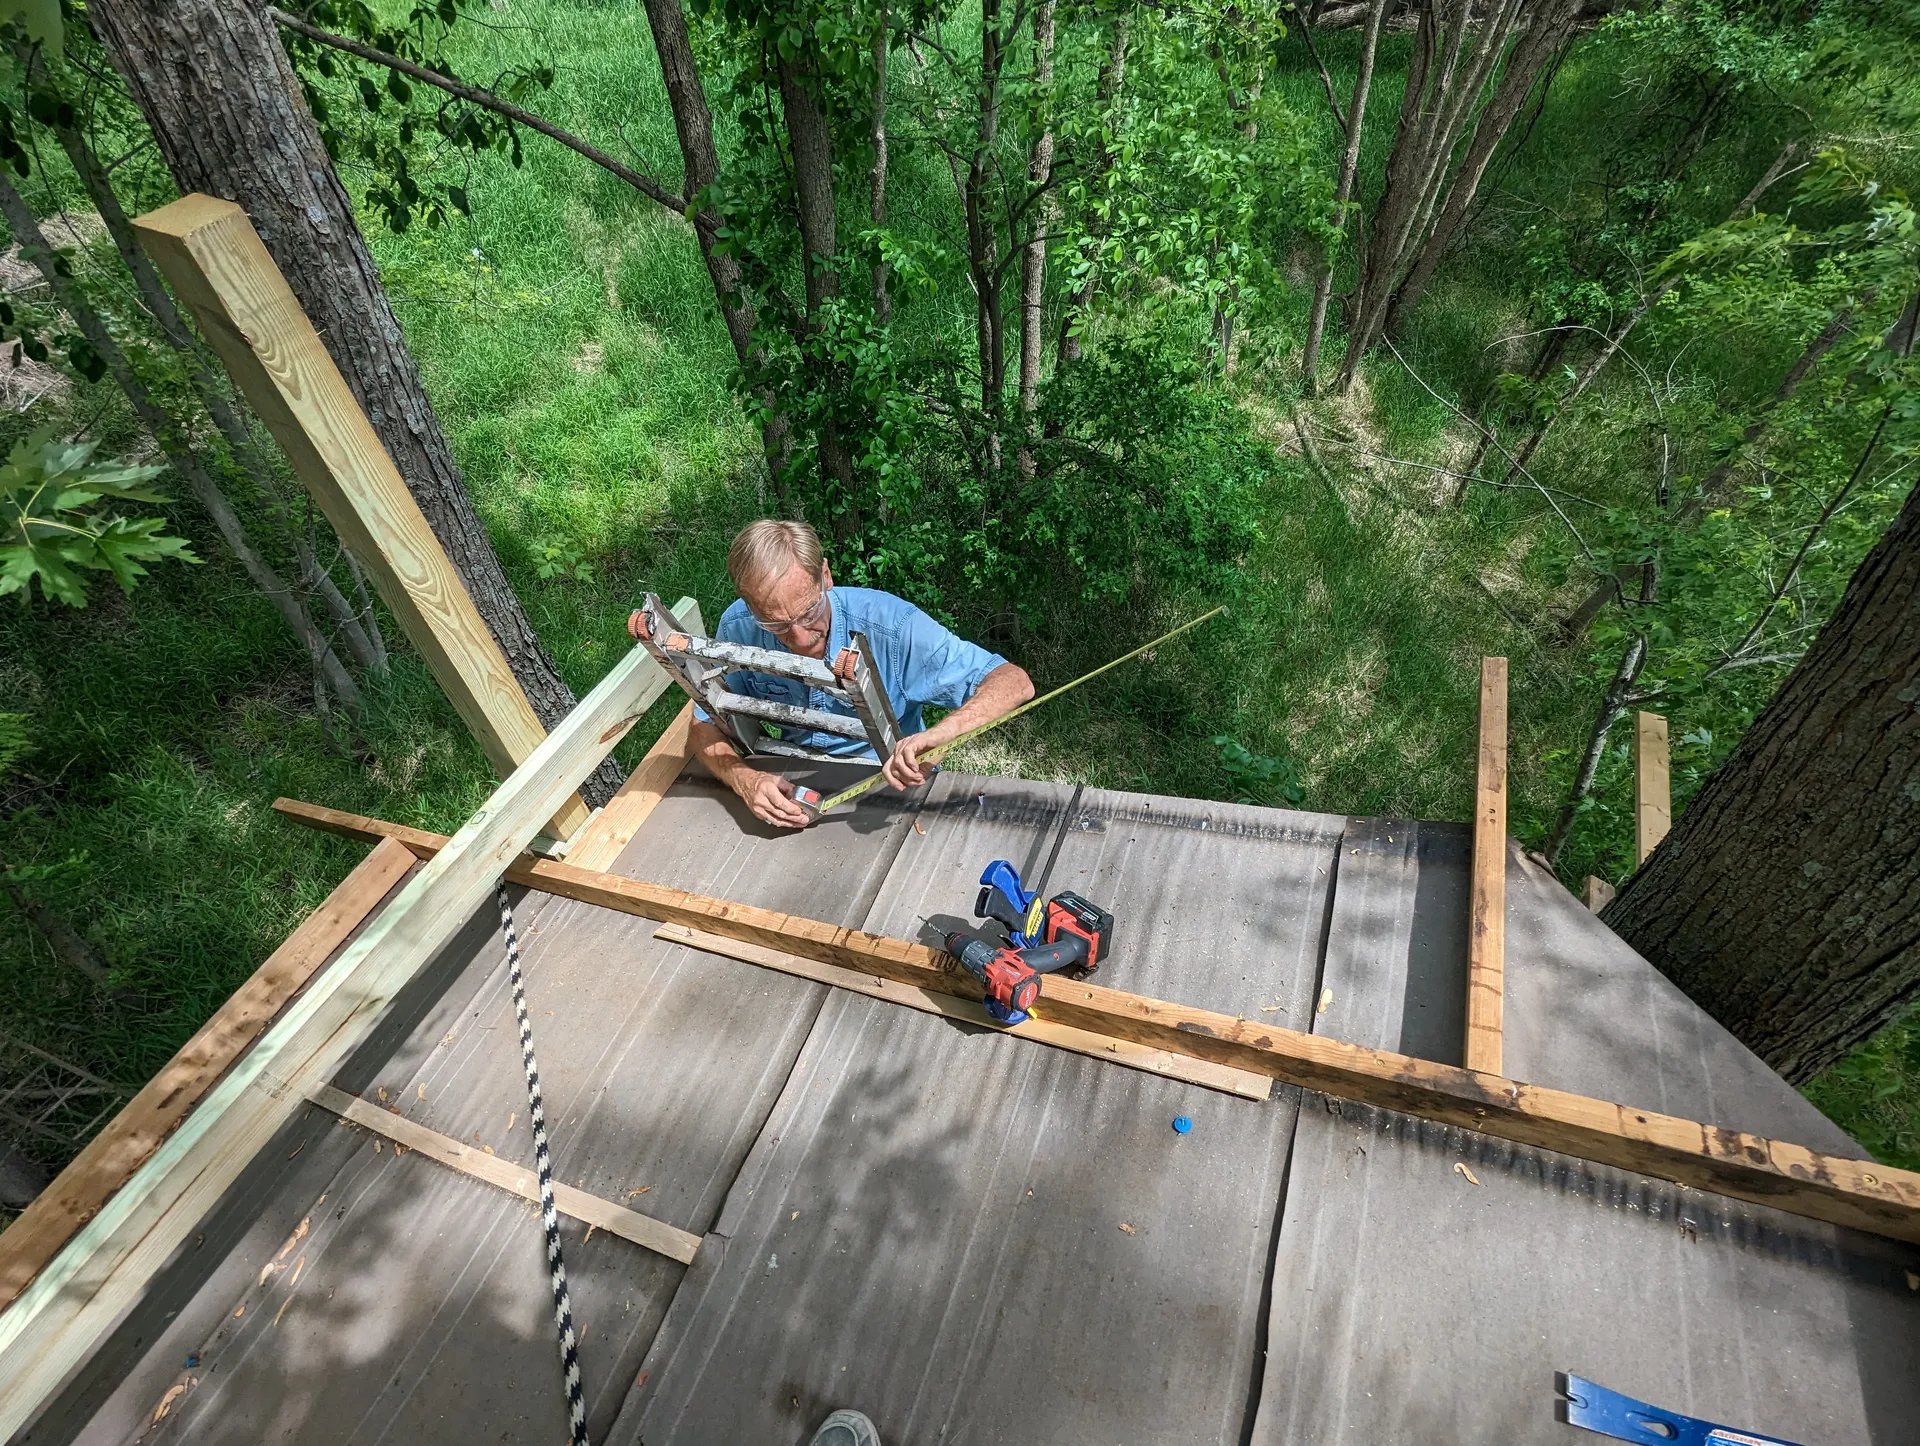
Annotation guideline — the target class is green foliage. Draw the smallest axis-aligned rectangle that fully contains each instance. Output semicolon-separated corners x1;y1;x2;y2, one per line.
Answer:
2;0;1913;1178
1022;330;1266;606
534;540;595;584
0;0;61;59
0;432;197;607
281;0;558;233
1805;1006;1920;1171
1210;733;1304;808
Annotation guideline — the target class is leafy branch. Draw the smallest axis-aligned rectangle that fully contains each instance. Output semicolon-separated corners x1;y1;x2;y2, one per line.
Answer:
0;431;197;607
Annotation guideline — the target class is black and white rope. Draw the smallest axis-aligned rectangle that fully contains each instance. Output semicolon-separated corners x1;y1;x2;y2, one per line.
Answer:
494;884;590;1446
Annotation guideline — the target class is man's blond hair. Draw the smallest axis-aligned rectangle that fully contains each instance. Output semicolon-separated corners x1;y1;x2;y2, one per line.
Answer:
728;519;823;593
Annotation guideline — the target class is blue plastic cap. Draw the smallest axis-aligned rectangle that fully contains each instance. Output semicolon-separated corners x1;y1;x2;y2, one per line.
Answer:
1172;1115;1193;1134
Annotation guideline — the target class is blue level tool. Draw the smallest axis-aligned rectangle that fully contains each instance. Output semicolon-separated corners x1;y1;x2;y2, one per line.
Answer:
1559;1373;1804;1446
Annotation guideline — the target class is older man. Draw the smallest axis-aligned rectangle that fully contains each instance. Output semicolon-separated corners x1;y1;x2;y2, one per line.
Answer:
629;520;1033;829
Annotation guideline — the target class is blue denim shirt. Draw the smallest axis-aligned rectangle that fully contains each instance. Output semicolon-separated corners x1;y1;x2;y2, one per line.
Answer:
693;587;1008;759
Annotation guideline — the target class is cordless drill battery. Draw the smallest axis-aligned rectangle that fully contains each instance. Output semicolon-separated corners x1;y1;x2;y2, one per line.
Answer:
1041;892;1113;976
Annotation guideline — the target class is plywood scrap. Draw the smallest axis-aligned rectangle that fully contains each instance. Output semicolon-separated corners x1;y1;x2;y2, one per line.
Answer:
307;1085;699;1266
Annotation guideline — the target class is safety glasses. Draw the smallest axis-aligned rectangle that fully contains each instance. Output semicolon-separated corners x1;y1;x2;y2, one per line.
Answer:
748;577;831;636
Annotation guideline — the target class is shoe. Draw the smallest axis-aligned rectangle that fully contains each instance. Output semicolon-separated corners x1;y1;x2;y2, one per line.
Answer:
808;1408;881;1446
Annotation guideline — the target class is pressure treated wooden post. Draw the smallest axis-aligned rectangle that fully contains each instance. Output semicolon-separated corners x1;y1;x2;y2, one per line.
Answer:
1634;711;1671;865
1465;656;1508;1075
131;194;587;838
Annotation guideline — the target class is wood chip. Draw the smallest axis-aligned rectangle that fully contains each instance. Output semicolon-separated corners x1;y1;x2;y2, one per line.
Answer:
150;1381;189;1424
417;1083;427;1101
912;820;927;835
626;1186;651;1199
1317;988;1333;1014
376;1085;389;1103
1454;1162;1481;1186
1907;1270;1919;1292
483;1144;495;1155
1117;1222;1136;1235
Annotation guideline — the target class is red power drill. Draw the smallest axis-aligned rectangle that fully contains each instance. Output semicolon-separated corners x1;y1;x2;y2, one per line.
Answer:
944;860;1114;1026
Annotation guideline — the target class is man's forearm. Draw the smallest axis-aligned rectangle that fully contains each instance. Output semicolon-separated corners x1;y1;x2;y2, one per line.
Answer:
690;718;747;786
919;662;1035;748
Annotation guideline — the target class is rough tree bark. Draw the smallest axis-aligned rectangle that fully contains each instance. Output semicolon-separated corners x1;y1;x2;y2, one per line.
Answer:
643;0;793;480
89;0;617;803
1016;0;1056;479
0;171;364;712
1604;475;1920;1082
1056;14;1128;370
1301;0;1386;396
776;50;858;495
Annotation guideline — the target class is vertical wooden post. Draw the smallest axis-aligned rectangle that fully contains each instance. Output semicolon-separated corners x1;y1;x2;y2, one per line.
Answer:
1581;876;1616;912
1465;656;1508;1075
1634;710;1671;865
131;194;588;838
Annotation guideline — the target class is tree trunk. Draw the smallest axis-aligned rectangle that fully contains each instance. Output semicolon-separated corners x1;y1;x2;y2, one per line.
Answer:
1381;0;1583;337
870;8;891;325
51;109;385;675
643;0;792;481
1335;0;1527;392
776;51;857;495
1056;14;1128;370
1302;0;1386;396
961;0;1009;472
1604;478;1920;1081
0;170;364;712
88;0;617;804
1016;0;1056;479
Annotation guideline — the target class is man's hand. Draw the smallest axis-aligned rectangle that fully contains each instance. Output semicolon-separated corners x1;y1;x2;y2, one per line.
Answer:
626;609;647;642
734;769;812;829
883;733;937;792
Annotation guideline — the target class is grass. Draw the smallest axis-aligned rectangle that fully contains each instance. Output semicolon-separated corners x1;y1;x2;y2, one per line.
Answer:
1;1;1912;1179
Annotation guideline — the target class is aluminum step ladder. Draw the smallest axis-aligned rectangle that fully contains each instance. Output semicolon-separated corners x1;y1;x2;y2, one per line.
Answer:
630;592;901;763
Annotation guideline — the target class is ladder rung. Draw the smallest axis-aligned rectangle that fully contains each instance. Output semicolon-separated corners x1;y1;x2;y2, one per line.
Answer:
669;635;843;693
707;689;867;739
